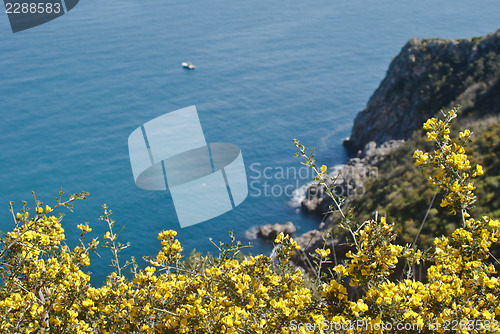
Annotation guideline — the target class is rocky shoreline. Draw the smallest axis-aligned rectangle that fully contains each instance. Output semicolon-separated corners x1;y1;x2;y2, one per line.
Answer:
251;139;405;274
291;139;405;274
300;139;405;216
254;29;500;274
295;29;500;270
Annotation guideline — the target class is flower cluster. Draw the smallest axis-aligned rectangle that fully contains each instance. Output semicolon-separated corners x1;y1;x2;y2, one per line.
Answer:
345;217;403;289
413;107;483;215
0;111;499;333
147;230;183;266
1;199;95;334
273;232;300;264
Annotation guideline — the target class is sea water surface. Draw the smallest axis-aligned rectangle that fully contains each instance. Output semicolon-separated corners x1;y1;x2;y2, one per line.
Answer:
0;0;499;283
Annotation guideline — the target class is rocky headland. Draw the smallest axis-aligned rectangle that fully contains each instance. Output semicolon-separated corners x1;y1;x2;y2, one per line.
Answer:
345;29;500;154
292;29;500;274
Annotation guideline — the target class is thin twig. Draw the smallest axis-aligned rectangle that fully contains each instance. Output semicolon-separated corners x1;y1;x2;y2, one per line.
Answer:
151;307;180;317
401;188;438;280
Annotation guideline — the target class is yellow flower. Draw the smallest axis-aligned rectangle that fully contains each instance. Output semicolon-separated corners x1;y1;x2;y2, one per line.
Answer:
315;248;330;258
274;232;285;243
423;117;437;130
488;219;500;228
333;264;347;276
77;224;92;233
320;165;327;173
476;164;484;176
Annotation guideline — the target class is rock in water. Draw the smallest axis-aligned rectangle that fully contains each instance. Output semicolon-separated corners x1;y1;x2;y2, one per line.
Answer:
257;222;296;240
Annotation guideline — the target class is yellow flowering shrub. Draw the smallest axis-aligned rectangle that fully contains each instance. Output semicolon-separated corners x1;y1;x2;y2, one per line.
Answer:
0;109;499;333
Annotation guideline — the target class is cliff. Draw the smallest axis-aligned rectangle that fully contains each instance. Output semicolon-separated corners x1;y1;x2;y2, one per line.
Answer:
293;29;500;274
344;29;500;154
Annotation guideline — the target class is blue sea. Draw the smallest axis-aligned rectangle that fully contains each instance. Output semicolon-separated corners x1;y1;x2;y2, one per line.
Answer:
1;0;499;283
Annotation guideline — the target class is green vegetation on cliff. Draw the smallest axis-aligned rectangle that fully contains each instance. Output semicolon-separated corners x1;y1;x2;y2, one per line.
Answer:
349;114;500;249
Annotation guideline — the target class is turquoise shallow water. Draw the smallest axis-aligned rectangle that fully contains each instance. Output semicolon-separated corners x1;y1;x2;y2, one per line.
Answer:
0;0;499;283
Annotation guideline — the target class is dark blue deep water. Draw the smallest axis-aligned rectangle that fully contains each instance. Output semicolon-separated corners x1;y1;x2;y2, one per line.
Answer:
1;0;499;283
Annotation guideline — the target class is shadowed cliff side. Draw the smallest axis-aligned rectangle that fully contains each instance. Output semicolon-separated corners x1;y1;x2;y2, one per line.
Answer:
344;29;500;154
294;29;500;275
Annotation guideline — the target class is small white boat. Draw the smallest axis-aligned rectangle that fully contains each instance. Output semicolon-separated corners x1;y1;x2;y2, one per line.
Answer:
182;62;195;69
